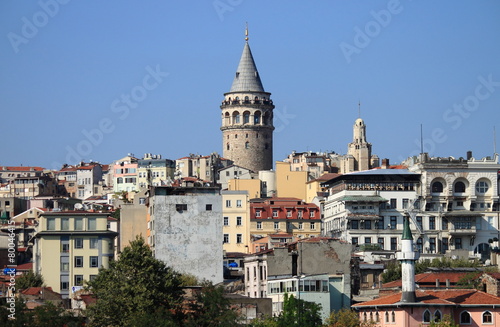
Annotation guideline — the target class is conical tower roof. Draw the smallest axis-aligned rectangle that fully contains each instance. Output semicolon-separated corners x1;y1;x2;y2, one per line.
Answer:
229;42;265;93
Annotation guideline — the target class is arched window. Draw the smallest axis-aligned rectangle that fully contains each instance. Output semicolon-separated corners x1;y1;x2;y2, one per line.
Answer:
245;142;249;149
476;180;489;194
391;311;396;322
369;312;373;322
385;311;390;323
432;181;444;193
254;111;261;124
434;310;441;322
363;312;367;322
375;312;380;322
226;143;230;151
454;181;466;193
423;309;431;323
232;111;240;124
243;111;250;124
460;311;471;324
483;311;493;324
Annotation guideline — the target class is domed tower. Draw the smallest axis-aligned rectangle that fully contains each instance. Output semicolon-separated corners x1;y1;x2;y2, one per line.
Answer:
220;29;274;172
346;117;372;171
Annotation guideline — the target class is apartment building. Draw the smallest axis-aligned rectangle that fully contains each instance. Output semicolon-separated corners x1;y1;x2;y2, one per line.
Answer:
222;190;250;253
137;153;175;188
250;197;321;242
33;211;117;298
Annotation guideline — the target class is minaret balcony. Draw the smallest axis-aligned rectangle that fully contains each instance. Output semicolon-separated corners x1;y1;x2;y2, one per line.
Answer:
396;251;419;260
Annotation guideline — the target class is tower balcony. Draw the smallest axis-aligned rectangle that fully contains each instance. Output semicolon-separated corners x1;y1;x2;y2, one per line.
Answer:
220;101;274;110
449;226;476;235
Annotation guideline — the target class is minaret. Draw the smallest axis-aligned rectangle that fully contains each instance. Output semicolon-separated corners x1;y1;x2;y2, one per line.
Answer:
396;214;420;303
220;26;274;172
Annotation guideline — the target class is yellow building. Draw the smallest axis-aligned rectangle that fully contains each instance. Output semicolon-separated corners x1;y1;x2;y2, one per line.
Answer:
227;178;261;199
275;161;308;200
222;190;250;254
34;211;117;299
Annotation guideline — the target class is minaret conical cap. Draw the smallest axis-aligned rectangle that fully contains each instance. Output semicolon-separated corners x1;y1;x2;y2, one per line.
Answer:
229;42;265;93
402;215;413;240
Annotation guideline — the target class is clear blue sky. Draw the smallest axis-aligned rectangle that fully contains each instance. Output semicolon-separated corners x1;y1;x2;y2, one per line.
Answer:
1;1;499;170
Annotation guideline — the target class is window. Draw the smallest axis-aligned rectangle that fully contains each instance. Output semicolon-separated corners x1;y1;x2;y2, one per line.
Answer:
390;216;397;229
385;312;390;323
74;275;84;286
47;218;56;230
176;204;187;211
257;221;262;229
352;237;358;245
60;258;69;272
61;218;69;230
429;216;435;230
245;142;249;149
483;311;493;324
223;234;229;243
364;220;371;229
364;237;371;244
378;238;384;249
236;217;242;226
237;234;242;244
236;200;242;208
442;238;449;253
460;311;471;324
225;200;231;207
74;238;83;249
476;181;489;194
87;218;96;230
417;237;423;253
377;218;384;230
432;181;444;193
297;210;303;218
442;218;448;230
273;210;278;217
429;238;436;253
454;181;466;193
392;311;395;323
61;242;69;253
434;310;441;322
89;275;98;282
390;237;397;250
298;222;303;230
309;211;315;218
90;238;98;249
416;216;423;230
390;198;397;209
402;198;409;209
90;256;99;268
223;217;229;226
310;222;315;230
206;204;212;211
75;256;83;268
61;281;69;291
274;222;279;230
455;237;462;249
423;309;431;323
255;210;261;217
351;220;359;229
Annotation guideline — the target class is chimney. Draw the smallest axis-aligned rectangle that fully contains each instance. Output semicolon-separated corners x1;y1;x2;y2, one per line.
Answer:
436;279;440;288
381;158;390;169
467;151;472;160
446;279;450;288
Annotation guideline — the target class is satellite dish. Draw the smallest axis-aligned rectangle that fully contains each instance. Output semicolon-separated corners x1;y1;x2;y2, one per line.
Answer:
451;255;457;260
74;203;83;210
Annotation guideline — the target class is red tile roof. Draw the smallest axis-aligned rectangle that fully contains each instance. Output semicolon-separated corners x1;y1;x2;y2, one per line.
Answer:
2;166;44;171
354;289;500;307
16;262;33;270
21;287;53;296
382;271;476;288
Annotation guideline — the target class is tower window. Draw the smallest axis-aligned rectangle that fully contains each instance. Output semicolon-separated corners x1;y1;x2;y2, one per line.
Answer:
265;143;269;149
226;143;230;150
235;134;238;139
245;142;249;149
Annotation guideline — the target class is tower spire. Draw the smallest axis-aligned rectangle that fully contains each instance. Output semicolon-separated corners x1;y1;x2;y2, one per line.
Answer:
358;101;361;118
245;22;249;42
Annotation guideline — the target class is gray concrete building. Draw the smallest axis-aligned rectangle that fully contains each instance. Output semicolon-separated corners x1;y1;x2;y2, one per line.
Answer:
148;186;223;284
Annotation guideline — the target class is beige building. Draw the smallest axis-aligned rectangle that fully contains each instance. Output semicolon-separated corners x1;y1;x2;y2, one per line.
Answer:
137;154;175;188
119;189;148;251
275;162;308;200
222;190;251;254
33;211;117;298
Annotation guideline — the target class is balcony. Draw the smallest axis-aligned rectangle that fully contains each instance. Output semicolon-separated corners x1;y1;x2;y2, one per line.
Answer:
449;226;476;235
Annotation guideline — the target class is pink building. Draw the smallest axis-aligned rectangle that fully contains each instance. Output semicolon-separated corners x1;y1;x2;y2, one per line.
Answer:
353;288;500;326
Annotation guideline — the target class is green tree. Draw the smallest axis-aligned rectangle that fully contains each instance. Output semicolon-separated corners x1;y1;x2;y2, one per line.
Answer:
429;314;459;327
15;269;44;291
32;301;83;327
325;308;375;327
381;261;402;283
85;236;183;326
456;272;481;289
185;281;241;327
